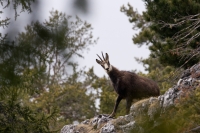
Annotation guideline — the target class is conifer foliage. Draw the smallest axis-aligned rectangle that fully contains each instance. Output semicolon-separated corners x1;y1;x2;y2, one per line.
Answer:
0;1;98;132
121;0;200;68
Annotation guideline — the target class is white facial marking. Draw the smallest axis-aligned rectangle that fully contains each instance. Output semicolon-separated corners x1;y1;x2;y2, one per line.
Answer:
104;64;112;73
104;64;108;69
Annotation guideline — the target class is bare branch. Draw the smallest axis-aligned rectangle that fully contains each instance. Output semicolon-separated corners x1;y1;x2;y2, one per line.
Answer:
160;13;200;66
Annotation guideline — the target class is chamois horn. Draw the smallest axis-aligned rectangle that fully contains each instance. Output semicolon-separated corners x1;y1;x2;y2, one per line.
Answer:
97;54;103;62
102;52;106;61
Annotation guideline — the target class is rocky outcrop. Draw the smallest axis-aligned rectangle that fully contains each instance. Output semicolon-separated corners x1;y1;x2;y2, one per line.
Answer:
61;63;200;133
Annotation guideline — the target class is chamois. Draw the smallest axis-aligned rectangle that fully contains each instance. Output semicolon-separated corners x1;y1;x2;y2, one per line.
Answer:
96;52;160;118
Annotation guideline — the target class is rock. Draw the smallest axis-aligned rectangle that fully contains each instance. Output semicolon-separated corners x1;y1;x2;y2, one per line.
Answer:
61;125;76;133
186;126;200;133
61;63;200;133
100;122;115;133
91;114;112;129
81;119;90;125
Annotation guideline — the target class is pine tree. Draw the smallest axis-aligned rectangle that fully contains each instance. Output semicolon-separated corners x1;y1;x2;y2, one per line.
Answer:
121;0;200;68
0;2;98;130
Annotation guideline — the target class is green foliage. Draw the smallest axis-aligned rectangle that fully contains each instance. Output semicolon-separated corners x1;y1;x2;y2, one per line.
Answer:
0;90;58;133
131;89;200;133
120;3;200;132
136;57;177;94
28;67;98;125
18;10;97;128
0;6;98;132
8;10;98;96
121;1;200;68
2;0;35;19
0;0;34;22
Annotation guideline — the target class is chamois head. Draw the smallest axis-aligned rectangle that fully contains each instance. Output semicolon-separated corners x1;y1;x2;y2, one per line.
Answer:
96;52;112;72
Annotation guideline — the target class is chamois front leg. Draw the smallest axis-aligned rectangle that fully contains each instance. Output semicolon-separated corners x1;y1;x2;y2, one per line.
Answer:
108;95;122;118
126;98;132;114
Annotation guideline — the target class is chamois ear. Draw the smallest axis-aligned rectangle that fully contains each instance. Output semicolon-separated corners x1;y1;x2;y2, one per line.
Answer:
105;53;109;62
96;59;101;64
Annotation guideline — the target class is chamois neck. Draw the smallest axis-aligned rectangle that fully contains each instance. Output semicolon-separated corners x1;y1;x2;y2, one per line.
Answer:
107;65;121;83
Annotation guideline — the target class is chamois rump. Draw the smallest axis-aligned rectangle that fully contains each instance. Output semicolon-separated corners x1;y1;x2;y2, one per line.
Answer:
96;52;160;118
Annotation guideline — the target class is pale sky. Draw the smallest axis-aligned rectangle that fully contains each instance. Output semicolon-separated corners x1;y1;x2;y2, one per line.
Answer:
75;1;149;76
5;0;149;77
